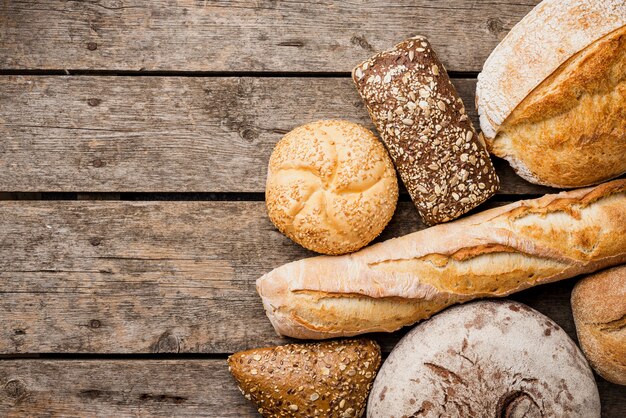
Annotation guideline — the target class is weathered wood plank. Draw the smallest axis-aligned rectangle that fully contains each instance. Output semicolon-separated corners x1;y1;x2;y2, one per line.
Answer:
0;360;624;418
0;76;552;194
0;359;256;417
0;0;539;73
0;200;593;354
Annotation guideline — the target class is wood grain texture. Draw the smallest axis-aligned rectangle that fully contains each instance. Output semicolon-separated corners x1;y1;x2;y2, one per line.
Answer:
0;0;539;73
0;76;552;194
0;200;595;354
0;360;624;418
0;359;257;417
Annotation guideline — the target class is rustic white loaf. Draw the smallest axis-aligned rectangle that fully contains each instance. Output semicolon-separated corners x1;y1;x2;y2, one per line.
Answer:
476;0;626;187
257;179;626;339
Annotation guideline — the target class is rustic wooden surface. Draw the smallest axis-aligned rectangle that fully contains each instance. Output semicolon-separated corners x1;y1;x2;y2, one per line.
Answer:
1;0;624;417
0;360;257;417
0;199;591;354
0;0;539;73
0;76;552;194
0;360;623;417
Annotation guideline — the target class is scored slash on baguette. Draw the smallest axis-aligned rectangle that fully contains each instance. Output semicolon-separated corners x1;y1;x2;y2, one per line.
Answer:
228;339;381;417
257;179;626;340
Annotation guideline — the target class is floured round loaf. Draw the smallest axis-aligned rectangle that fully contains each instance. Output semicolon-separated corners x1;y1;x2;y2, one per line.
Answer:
476;0;626;187
266;120;398;255
368;301;600;418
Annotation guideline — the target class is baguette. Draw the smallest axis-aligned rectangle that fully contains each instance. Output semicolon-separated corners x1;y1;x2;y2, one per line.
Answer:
257;179;626;339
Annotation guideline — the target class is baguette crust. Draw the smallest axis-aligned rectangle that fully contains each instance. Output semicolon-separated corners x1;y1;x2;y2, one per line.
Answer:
257;180;626;339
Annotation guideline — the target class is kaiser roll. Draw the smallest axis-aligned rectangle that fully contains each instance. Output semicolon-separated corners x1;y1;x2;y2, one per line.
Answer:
266;120;398;255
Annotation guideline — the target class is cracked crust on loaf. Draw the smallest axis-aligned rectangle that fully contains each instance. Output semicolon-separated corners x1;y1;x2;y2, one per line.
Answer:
476;0;626;187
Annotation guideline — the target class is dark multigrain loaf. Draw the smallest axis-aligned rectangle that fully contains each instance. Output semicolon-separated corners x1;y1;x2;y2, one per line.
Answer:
353;36;499;225
228;339;381;417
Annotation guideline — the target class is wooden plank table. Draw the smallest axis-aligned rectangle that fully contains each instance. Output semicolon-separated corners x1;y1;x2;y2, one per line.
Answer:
0;1;623;416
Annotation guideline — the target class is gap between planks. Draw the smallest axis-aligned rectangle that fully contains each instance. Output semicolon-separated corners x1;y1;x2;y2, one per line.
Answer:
0;75;554;194
0;199;588;354
0;192;544;202
0;69;480;78
0;0;538;73
0;359;624;418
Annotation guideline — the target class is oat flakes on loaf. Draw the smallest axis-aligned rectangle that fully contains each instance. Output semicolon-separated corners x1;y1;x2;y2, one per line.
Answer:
353;36;499;225
228;339;381;417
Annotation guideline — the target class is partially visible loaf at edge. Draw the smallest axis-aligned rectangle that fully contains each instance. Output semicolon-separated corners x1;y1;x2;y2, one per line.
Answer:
572;265;626;385
353;36;499;225
476;0;626;187
257;179;626;339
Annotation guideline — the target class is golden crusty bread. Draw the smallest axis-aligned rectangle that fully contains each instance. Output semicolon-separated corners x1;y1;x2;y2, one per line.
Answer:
228;339;381;417
572;265;626;385
266;120;398;255
257;180;626;339
477;0;626;187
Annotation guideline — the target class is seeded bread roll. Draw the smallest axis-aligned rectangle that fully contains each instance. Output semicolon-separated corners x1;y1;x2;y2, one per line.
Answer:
266;120;398;255
353;36;499;225
228;339;381;417
368;301;600;417
571;265;626;385
257;180;626;340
